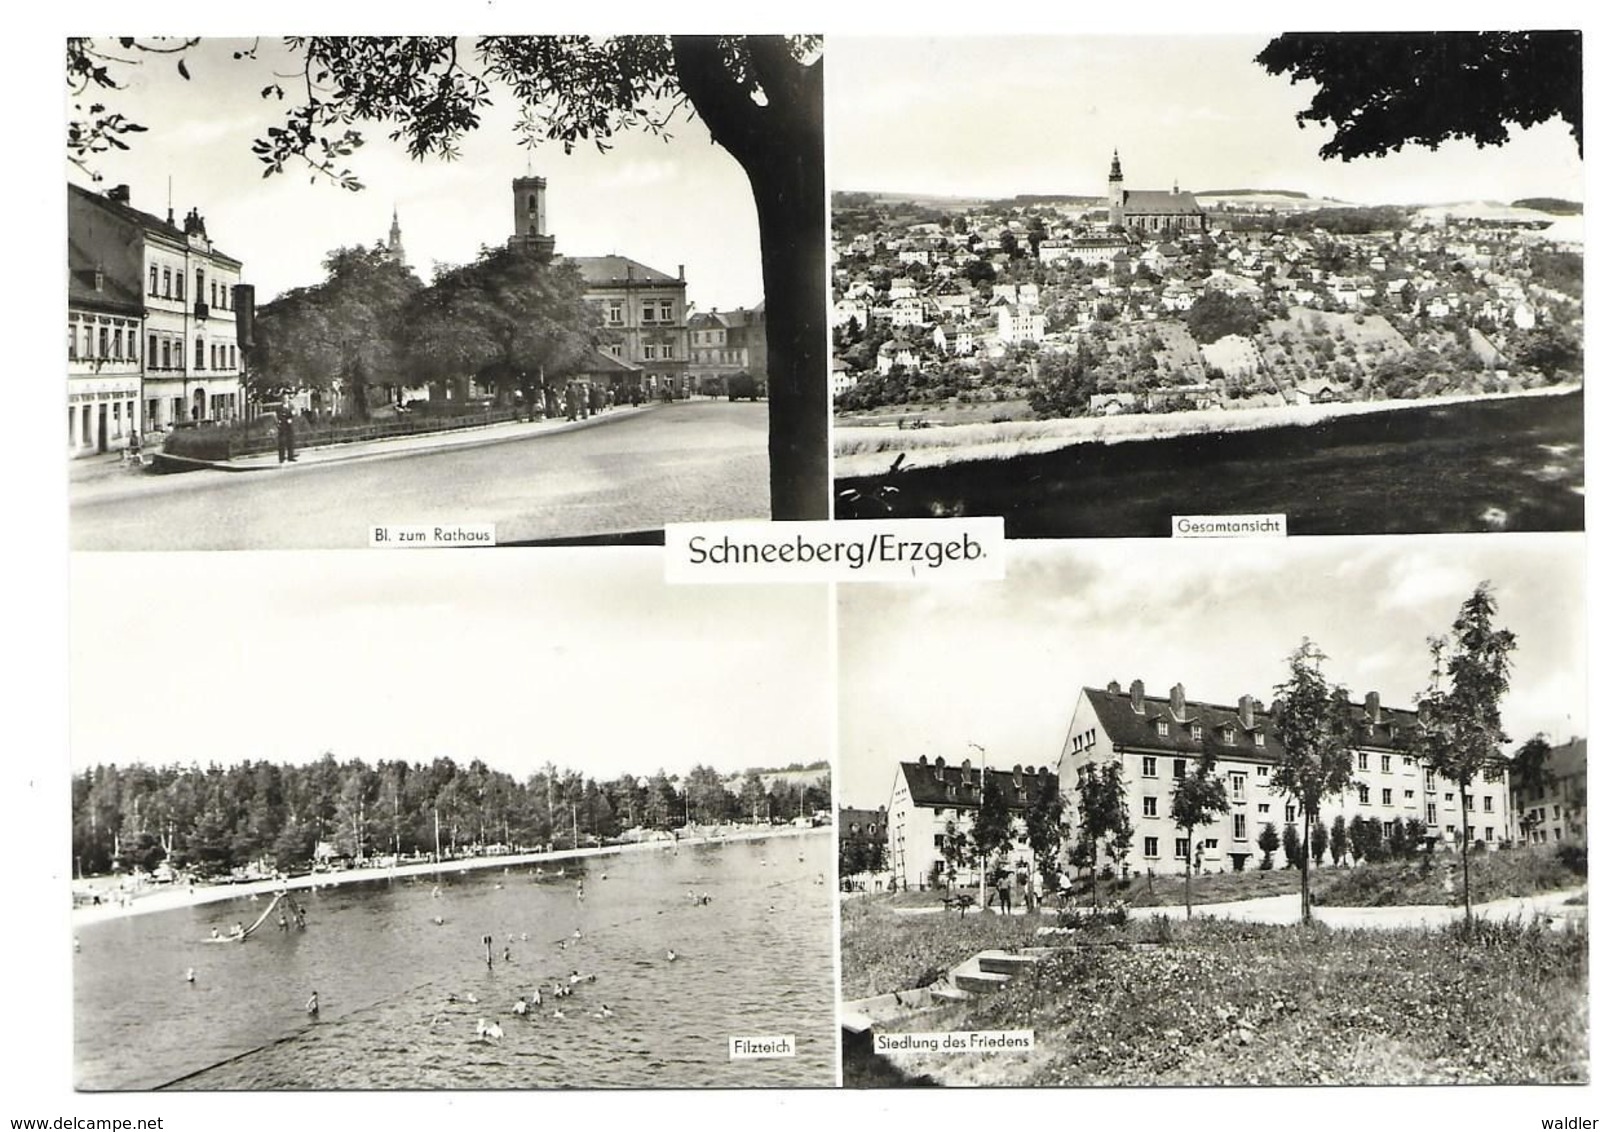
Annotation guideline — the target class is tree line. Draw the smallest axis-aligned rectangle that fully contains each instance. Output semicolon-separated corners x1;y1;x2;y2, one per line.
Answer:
250;243;603;418
72;753;831;879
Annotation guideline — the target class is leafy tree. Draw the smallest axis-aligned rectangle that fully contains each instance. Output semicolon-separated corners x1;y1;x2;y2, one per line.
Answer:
1256;822;1280;870
1168;746;1229;917
1513;323;1584;380
1329;813;1348;865
68;35;827;519
972;773;1014;878
1510;734;1556;814
1386;818;1410;859
253;245;422;416
1027;343;1100;419
1256;32;1583;160
1074;761;1133;878
1023;773;1067;891
1186;288;1264;345
939;818;971;890
1411;582;1519;923
405;246;599;409
1271;638;1356;922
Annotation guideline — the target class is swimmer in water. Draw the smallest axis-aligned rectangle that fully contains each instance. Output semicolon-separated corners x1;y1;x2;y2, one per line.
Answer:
666;949;677;962
306;991;320;1017
185;967;195;983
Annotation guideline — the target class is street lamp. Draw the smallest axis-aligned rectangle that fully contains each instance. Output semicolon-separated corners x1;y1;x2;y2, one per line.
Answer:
968;742;988;911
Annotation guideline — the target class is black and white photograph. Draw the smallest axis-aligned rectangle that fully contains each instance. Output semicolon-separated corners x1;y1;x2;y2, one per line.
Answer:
67;551;836;1089
829;34;1584;536
67;35;827;550
837;537;1587;1086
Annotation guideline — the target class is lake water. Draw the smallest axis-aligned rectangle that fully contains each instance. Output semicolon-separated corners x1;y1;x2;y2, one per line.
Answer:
835;392;1584;536
74;831;836;1090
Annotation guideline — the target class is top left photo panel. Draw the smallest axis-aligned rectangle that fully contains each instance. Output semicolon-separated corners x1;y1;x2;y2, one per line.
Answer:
66;36;827;550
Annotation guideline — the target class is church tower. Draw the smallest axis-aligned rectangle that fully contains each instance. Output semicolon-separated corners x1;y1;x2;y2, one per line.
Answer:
386;206;406;268
510;175;556;260
1107;150;1125;231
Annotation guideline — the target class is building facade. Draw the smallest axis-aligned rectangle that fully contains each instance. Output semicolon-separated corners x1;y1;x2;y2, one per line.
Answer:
68;183;246;450
1511;737;1587;846
1057;679;1512;876
686;305;767;395
885;755;1047;891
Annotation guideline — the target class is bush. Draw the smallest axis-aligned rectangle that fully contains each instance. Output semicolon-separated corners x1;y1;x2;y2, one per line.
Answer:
1556;842;1588;876
159;423;242;464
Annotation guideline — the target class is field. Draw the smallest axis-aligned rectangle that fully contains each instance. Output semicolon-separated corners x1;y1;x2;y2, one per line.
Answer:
848;916;1588;1087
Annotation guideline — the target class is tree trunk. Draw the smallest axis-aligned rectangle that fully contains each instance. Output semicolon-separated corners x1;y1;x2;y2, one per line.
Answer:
1459;783;1473;924
1300;810;1312;924
1184;829;1193;918
672;37;827;521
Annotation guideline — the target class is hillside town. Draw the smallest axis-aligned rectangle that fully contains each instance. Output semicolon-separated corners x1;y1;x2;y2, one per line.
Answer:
831;153;1583;420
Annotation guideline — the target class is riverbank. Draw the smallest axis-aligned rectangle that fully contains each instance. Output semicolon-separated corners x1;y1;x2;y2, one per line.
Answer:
70;823;823;929
833;382;1581;478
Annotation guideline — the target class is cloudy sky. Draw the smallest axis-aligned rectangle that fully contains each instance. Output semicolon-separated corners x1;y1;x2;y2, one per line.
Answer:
67;37;764;309
838;535;1587;808
70;550;831;781
829;36;1584;207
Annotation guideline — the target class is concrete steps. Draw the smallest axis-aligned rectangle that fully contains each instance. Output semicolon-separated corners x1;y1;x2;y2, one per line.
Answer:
948;948;1048;995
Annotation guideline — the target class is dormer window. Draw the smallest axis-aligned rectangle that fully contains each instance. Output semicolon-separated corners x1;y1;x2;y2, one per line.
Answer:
1222;726;1236;743
1190;724;1202;741
1157;720;1170;737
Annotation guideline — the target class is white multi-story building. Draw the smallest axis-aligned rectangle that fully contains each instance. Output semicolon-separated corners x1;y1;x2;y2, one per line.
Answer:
885;755;1048;891
1056;679;1512;876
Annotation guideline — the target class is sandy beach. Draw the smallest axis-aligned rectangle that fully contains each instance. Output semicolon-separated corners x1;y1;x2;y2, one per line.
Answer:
833;382;1582;477
70;823;822;929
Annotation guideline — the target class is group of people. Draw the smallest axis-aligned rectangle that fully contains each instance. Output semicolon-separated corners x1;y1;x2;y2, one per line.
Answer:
986;863;1077;914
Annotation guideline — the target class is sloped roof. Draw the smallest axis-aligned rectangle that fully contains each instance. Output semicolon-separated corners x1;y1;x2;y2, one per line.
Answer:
67;181;243;266
1122;190;1204;216
575;347;643;374
895;759;1053;812
1081;683;1420;763
565;255;683;287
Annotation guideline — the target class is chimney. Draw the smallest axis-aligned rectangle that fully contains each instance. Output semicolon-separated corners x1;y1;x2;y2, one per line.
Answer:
934;755;945;771
678;264;685;282
1106;680;1121;694
105;184;130;205
960;758;971;784
93;266;104;293
1239;695;1256;730
1170;683;1186;717
1365;691;1381;723
1013;764;1023;788
917;754;927;766
1129;679;1145;713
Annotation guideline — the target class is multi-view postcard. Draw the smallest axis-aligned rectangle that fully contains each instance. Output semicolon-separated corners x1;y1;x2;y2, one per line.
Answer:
67;35;826;550
829;35;1584;536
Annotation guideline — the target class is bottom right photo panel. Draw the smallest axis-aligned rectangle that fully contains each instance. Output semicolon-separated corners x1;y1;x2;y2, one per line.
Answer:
836;534;1586;1087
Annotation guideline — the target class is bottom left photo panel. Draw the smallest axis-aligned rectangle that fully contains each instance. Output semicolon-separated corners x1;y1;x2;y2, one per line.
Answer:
66;550;838;1091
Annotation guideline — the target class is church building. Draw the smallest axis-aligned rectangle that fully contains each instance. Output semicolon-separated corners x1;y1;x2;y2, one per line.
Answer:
1107;151;1207;237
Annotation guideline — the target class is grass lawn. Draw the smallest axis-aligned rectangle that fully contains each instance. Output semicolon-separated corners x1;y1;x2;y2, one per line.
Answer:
854;917;1587;1086
839;899;1047;1001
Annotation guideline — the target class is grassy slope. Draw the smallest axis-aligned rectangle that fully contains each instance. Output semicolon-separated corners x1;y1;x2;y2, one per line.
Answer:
873;918;1588;1086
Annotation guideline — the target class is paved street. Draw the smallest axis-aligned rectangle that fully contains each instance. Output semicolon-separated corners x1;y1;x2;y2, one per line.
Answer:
70;401;770;550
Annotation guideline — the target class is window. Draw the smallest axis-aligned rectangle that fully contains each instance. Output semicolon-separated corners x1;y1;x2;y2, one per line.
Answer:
1157;720;1170;737
1256;765;1268;778
1485;827;1495;843
195;269;204;301
641;303;657;323
1381;788;1392;806
1190;724;1202;741
1172;758;1186;779
1405;790;1415;801
1464;796;1473;811
1230;773;1245;801
1381;755;1392;773
1232;814;1248;840
1427;804;1437;824
176;273;184;302
660;299;673;321
1357;784;1371;805
1142;796;1157;818
1254;732;1265;747
67;323;77;361
1285;804;1296;822
1142;757;1157;778
1426;772;1437;790
1143;837;1159;858
148;335;158;367
1445;793;1454;803
1203;839;1218;850
1257;803;1270;814
1357;753;1369;771
195;337;206;369
149;266;158;295
1175;838;1190;859
98;327;108;357
607;301;623;325
1483;796;1493;812
162;268;171;298
933;835;945;849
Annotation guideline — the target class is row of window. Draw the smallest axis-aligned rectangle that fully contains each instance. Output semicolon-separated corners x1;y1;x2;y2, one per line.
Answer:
68;320;138;364
148;264;234;309
140;335;239;372
604;299;678;325
1142;836;1223;859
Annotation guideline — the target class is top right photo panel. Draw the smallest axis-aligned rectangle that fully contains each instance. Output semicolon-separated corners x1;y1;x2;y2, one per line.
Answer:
829;33;1584;536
